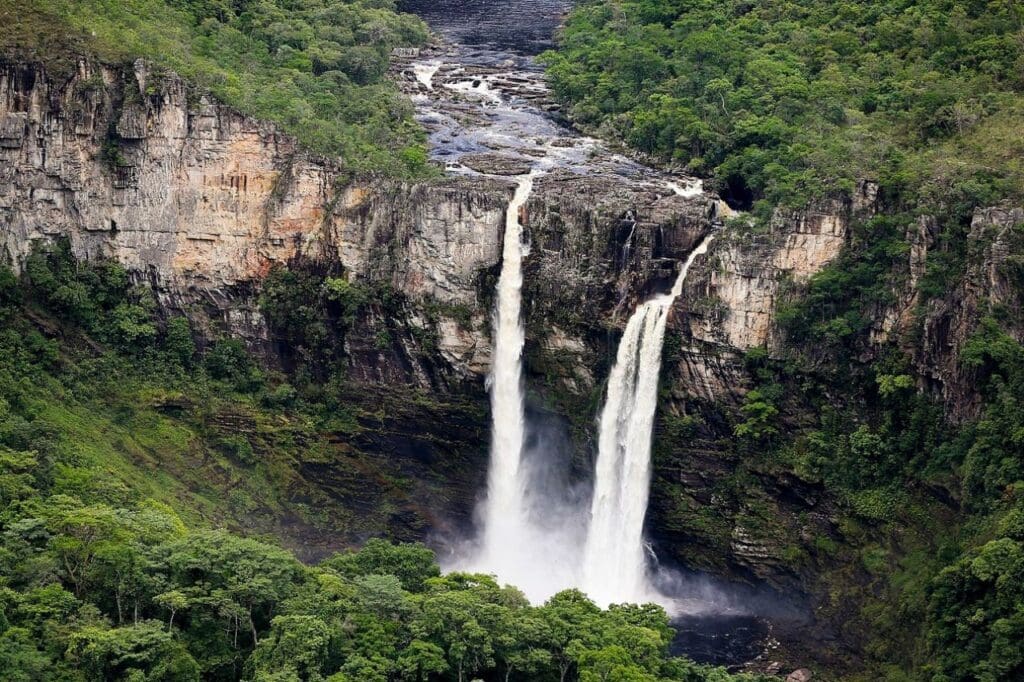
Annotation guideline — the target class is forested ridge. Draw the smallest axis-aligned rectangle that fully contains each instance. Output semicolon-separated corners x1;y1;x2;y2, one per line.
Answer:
543;0;1023;212
1;0;432;176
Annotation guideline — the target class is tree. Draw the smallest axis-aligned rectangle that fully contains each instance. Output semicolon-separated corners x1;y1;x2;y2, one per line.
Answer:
539;590;603;682
67;620;200;681
575;645;657;682
322;539;439;593
163;317;196;367
154;590;189;631
414;574;506;682
396;639;448;681
244;615;332;681
155;531;305;651
494;612;553;682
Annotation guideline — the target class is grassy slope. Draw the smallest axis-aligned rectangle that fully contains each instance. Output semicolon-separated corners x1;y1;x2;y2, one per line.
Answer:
2;306;487;563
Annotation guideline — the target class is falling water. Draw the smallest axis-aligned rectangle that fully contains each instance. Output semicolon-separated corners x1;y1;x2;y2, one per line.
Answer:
581;235;714;608
472;175;535;570
413;60;442;90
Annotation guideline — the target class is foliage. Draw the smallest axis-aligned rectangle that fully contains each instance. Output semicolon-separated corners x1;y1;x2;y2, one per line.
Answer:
927;510;1024;681
543;0;1024;211
0;248;767;682
7;0;433;177
1;492;767;682
258;266;373;377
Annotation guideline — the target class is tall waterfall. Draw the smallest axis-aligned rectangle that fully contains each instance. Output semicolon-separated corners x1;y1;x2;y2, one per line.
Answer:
463;172;583;602
580;235;714;607
471;175;537;576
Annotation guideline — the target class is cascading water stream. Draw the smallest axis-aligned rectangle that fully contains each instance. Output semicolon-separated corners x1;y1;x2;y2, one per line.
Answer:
462;170;584;602
402;2;774;667
478;173;534;565
581;235;714;608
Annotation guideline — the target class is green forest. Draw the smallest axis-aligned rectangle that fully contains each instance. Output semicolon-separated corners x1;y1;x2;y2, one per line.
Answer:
1;0;1024;680
543;0;1023;213
2;0;432;176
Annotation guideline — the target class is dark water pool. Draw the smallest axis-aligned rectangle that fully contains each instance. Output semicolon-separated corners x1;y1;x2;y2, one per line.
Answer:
399;0;573;54
670;613;772;668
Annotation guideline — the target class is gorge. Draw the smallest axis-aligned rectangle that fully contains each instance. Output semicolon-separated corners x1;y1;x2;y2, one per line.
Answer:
395;0;734;616
2;0;1023;680
0;0;886;672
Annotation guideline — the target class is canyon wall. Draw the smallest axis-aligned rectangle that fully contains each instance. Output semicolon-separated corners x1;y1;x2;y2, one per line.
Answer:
0;59;718;387
6;59;1019;658
0;58;872;584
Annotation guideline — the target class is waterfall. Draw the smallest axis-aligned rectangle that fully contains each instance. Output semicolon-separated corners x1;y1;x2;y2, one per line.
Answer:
580;235;714;607
413;60;442;90
470;174;538;578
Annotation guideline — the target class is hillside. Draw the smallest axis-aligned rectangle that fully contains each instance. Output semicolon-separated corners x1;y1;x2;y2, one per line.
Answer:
544;1;1024;679
1;0;432;176
543;0;1024;212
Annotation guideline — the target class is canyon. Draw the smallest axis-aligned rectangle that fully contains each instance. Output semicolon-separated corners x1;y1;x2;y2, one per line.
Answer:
2;2;1021;673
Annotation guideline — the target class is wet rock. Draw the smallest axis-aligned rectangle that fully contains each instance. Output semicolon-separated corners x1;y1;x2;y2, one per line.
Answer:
787;669;813;682
459;152;533;175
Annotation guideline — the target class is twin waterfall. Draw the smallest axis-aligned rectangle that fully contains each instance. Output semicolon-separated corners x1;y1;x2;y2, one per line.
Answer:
580;237;713;606
466;174;712;609
475;174;534;574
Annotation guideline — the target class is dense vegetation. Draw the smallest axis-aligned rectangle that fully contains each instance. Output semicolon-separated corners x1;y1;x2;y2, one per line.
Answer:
2;0;432;176
0;245;768;681
543;4;1024;677
2;0;1023;679
543;0;1023;212
725;313;1024;679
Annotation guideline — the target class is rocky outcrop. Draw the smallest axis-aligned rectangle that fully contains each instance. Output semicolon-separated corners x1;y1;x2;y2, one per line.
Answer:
1;61;325;285
0;59;718;388
914;205;1024;419
654;182;878;405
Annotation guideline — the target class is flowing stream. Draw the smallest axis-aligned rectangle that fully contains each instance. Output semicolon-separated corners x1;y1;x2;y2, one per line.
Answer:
581;236;713;608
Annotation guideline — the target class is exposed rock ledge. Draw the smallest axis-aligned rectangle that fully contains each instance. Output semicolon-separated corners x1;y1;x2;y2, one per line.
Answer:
0;58;723;390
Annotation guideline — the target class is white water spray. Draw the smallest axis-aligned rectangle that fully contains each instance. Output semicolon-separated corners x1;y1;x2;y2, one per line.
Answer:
667;178;704;198
413;60;442;90
580;234;714;608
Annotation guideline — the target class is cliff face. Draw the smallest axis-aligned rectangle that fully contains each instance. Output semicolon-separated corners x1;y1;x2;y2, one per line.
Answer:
665;184;877;406
10;58;1017;658
0;60;719;385
913;206;1024;420
1;60;335;342
0;58;854;574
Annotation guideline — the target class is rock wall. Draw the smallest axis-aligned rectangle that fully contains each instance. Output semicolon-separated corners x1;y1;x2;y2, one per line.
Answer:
914;205;1024;419
0;59;721;389
1;61;330;301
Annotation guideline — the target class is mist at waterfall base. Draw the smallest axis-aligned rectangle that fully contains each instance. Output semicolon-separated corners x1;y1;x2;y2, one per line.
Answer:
442;224;739;615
